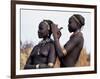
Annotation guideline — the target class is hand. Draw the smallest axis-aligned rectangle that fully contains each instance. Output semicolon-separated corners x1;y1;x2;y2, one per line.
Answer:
57;29;62;39
51;23;58;34
51;23;62;39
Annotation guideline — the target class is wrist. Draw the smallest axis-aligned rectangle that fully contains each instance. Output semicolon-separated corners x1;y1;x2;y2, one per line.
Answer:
55;38;59;41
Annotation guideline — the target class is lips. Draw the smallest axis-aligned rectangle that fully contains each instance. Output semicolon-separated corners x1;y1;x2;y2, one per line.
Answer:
38;32;43;38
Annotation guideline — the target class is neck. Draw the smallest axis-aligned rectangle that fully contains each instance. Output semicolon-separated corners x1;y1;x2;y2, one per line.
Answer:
73;30;80;34
43;37;49;40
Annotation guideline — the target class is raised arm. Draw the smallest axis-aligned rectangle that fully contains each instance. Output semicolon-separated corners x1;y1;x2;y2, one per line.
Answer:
51;24;66;58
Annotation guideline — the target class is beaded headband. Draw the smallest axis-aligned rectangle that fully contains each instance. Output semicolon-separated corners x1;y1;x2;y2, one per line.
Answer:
43;21;50;30
72;15;81;25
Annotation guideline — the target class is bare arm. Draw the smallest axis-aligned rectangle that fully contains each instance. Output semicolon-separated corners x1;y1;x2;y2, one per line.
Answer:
51;24;66;58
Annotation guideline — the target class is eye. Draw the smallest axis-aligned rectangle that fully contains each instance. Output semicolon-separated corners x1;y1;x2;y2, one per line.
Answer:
39;26;43;30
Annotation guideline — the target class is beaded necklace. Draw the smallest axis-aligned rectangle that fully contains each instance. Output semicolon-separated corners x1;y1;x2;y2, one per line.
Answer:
37;38;51;55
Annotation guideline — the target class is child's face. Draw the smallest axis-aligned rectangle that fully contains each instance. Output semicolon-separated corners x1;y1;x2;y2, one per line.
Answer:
68;17;79;32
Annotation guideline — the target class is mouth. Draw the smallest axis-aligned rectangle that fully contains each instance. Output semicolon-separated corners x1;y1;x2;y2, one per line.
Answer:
68;27;72;32
38;32;43;38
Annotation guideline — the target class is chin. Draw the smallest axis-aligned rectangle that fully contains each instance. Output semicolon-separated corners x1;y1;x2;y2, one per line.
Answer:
38;35;42;38
69;31;72;33
68;28;76;33
68;28;72;33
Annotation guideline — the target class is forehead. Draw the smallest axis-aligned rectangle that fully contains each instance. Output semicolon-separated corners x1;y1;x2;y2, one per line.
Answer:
39;22;48;28
69;17;75;21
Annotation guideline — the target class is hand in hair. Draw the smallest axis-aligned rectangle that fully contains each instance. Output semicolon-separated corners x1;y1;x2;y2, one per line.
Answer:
51;23;62;40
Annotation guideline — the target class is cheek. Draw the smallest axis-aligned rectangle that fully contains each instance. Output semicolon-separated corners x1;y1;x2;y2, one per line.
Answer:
43;30;49;36
46;30;49;35
71;23;77;29
68;23;78;32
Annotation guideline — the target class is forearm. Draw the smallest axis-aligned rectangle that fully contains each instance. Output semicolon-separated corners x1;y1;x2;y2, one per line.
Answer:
39;63;53;68
24;64;36;69
54;38;65;58
24;63;54;69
